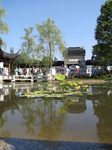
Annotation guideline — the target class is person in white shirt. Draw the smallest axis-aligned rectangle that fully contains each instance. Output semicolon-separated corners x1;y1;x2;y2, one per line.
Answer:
65;66;70;77
107;64;110;73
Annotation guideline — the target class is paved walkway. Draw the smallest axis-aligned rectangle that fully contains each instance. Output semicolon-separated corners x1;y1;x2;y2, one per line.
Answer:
0;138;112;150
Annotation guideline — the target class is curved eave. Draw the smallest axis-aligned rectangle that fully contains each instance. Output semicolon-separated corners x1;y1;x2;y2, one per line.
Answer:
0;48;19;62
0;102;20;118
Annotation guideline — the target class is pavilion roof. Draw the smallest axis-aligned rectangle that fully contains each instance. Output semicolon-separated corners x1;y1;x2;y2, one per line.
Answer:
0;48;19;62
65;47;85;60
67;47;85;55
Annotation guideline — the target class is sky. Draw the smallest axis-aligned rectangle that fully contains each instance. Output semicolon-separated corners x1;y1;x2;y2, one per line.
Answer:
0;0;106;60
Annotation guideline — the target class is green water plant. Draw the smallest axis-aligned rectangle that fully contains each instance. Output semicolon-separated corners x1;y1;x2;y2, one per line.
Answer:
20;75;88;99
55;74;65;81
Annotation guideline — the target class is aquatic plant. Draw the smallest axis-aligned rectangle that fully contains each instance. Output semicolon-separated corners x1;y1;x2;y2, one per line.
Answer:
20;76;88;99
55;74;65;81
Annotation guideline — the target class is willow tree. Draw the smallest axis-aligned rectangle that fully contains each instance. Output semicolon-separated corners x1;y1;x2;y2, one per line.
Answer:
21;27;36;74
0;2;9;48
36;18;66;68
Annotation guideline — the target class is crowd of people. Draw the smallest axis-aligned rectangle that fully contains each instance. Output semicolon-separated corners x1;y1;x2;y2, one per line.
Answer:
14;63;112;79
59;64;80;78
14;66;43;76
14;66;27;76
59;63;112;78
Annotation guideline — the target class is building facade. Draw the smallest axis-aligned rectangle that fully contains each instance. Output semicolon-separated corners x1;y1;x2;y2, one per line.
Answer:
64;47;86;65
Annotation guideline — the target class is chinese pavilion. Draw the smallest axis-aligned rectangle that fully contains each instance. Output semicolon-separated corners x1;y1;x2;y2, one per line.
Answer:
0;47;19;75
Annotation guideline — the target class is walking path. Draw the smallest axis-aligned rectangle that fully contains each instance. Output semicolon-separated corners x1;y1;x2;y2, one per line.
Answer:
0;138;112;150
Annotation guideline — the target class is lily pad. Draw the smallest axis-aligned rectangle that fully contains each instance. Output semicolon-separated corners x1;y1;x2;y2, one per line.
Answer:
55;74;65;81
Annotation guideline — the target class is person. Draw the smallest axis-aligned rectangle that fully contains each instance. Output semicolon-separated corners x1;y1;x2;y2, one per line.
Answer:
68;66;72;78
107;64;110;74
33;66;35;75
34;67;37;75
38;67;43;79
60;64;65;74
23;67;27;75
18;67;21;75
65;66;69;77
14;66;18;75
77;65;80;77
18;89;22;97
39;67;42;73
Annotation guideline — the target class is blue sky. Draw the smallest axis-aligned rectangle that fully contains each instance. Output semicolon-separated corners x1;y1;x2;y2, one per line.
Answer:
0;0;106;60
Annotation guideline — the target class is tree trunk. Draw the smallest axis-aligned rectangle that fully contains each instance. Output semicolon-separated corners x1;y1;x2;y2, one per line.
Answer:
49;43;52;68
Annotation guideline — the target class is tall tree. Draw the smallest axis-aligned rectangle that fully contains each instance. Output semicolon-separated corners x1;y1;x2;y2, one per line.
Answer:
41;55;53;69
0;2;9;48
92;1;112;64
21;27;36;74
36;17;66;68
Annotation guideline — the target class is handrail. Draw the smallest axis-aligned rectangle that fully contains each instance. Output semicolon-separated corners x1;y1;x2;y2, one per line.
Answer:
12;75;33;82
14;75;32;77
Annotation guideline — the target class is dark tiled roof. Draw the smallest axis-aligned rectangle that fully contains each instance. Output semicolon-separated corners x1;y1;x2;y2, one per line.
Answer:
52;61;64;66
86;60;100;65
0;48;19;62
67;47;85;56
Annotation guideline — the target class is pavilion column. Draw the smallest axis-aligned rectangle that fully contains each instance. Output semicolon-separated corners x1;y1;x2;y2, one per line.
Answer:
8;62;10;75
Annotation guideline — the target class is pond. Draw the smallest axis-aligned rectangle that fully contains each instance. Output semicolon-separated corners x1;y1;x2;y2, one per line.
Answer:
0;81;112;144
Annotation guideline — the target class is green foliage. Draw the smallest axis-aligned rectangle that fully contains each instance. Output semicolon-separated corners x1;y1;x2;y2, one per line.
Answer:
82;85;89;88
106;0;112;2
78;81;83;85
0;2;9;48
19;18;67;69
92;1;112;64
59;81;67;86
73;82;78;87
105;76;112;80
37;85;39;91
21;27;37;66
55;73;65;81
60;85;69;92
67;81;73;86
21;80;89;100
74;91;83;96
41;55;51;68
48;84;53;88
36;17;66;68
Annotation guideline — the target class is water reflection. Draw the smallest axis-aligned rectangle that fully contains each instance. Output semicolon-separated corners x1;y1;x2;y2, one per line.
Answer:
91;88;112;144
107;88;112;96
0;82;112;144
86;85;112;143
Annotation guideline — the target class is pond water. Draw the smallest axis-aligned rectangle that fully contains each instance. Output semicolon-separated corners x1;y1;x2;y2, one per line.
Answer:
0;82;112;144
